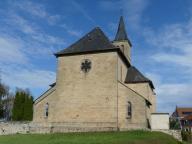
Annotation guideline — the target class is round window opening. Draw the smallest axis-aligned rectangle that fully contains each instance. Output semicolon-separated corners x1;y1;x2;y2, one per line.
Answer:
81;59;92;73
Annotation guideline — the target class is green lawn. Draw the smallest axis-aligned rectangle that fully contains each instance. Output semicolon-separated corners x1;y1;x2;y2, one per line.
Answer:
0;131;182;144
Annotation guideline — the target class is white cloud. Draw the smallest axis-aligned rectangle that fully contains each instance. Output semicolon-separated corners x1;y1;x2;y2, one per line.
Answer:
6;14;65;46
144;20;192;50
122;0;149;29
157;83;192;113
151;53;192;68
67;30;83;37
13;1;60;25
1;64;55;89
0;34;56;92
144;17;192;74
99;1;121;11
0;1;61;96
146;72;161;86
99;0;149;29
13;1;84;37
8;14;37;35
71;0;95;24
60;24;83;37
0;36;28;64
146;73;192;113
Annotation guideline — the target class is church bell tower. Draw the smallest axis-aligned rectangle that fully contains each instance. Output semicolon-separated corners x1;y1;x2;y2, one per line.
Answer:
113;16;132;63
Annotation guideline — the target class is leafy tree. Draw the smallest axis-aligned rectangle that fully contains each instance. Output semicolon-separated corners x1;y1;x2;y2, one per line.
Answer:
2;94;14;121
23;93;33;121
12;90;24;120
12;89;33;121
0;83;9;98
0;101;3;118
170;118;181;130
0;83;10;119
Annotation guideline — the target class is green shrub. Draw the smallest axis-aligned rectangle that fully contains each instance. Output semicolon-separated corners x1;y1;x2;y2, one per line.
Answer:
170;119;180;130
181;130;192;142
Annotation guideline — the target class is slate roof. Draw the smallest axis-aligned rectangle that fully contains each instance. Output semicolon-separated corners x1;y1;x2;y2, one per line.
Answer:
49;82;56;87
55;27;118;57
114;16;132;46
124;66;154;89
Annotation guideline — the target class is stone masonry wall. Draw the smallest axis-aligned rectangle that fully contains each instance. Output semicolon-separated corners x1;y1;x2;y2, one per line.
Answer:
54;52;118;125
0;122;118;135
118;82;148;130
33;86;56;122
128;83;156;113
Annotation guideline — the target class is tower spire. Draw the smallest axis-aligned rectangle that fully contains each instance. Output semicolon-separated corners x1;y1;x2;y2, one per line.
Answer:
114;16;132;47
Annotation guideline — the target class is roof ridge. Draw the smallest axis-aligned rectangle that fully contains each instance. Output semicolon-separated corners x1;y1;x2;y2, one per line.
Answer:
55;27;117;57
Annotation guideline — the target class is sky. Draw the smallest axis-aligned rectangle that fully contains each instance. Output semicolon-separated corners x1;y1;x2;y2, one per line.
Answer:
0;0;192;113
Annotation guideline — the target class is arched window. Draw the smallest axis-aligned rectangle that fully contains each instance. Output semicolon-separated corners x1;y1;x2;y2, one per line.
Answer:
127;101;132;118
45;103;49;118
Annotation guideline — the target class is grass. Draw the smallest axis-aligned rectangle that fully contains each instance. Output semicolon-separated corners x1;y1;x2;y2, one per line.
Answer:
0;131;182;144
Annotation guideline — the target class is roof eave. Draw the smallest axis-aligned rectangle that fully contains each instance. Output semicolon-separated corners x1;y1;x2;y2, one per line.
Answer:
113;39;132;47
54;48;117;57
54;48;131;67
125;81;155;89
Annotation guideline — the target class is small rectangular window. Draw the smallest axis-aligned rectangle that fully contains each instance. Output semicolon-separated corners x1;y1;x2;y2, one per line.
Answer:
121;45;124;54
120;66;123;82
45;103;49;118
127;101;132;119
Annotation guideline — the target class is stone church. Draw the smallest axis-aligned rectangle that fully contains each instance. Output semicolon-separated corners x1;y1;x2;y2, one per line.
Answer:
33;16;156;132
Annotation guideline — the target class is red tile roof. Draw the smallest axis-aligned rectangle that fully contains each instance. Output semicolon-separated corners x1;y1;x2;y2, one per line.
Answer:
181;114;192;120
176;107;192;118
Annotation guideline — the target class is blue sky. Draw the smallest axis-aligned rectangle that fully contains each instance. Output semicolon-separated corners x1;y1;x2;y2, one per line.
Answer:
0;0;192;113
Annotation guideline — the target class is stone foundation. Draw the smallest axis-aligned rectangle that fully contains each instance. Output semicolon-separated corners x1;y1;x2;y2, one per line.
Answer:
0;122;30;135
152;130;182;142
1;122;181;142
0;122;118;135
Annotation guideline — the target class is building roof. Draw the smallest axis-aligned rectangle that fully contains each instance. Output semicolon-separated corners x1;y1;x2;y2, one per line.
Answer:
114;16;132;46
181;114;192;120
124;66;154;89
55;27;118;57
49;82;56;87
176;107;192;118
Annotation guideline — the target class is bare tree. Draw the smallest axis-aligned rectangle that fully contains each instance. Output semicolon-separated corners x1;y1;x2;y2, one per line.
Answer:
0;71;14;120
